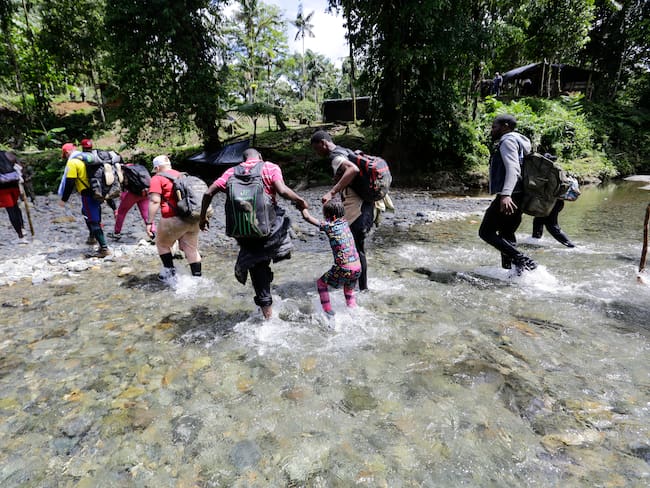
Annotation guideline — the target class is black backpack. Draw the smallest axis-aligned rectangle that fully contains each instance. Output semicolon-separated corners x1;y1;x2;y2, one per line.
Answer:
160;172;209;222
225;162;276;239
0;151;20;187
84;150;123;202
332;146;392;202
121;164;151;196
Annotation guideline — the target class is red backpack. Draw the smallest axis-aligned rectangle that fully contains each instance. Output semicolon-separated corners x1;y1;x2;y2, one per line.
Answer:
333;147;392;202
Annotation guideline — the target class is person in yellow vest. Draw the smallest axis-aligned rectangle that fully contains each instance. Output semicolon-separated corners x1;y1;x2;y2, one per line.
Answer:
58;142;111;257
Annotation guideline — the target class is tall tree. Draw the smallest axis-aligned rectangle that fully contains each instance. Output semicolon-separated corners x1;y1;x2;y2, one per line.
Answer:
582;0;650;101
0;0;24;100
104;0;228;151
291;3;314;100
227;0;286;103
521;0;595;96
39;0;108;122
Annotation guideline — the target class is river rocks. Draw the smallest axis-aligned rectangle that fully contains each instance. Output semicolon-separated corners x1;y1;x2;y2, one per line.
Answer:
2;185;650;486
118;267;133;277
541;429;605;452
171;415;203;445
230;439;262;470
342;384;378;413
629;441;650;463
283;439;331;483
60;414;94;438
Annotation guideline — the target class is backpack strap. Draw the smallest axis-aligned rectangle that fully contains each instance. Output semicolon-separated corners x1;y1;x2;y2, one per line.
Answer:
234;161;264;177
159;171;177;182
157;171;182;207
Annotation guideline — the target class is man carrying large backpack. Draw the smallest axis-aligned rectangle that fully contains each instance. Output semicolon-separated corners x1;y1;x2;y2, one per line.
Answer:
310;130;382;291
147;155;203;282
59;142;111;258
199;148;308;319
80;138;120;215
478;114;537;275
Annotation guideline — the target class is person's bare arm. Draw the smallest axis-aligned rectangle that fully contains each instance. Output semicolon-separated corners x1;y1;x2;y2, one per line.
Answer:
147;193;161;237
199;182;222;231
301;208;319;227
272;179;308;211
322;159;359;203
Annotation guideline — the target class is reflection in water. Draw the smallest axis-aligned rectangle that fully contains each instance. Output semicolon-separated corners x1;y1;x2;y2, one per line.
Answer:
1;182;650;486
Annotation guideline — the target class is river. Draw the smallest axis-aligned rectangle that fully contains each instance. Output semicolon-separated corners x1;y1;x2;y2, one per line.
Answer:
1;181;649;486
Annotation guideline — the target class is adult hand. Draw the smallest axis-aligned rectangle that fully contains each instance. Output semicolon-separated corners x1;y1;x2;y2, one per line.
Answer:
294;198;308;211
58;200;66;208
321;190;334;204
146;223;154;238
500;195;517;215
199;218;210;231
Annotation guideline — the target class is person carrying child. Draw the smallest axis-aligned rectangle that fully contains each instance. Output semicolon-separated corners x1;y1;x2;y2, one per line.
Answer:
301;201;361;316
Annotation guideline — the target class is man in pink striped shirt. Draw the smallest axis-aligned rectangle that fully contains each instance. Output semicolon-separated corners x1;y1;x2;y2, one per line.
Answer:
200;148;308;319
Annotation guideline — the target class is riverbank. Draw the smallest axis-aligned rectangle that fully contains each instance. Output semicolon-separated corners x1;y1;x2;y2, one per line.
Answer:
0;187;491;287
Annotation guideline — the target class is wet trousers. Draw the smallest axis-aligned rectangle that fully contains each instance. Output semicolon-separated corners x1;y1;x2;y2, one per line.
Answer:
249;260;273;308
532;200;574;247
478;193;529;266
349;201;373;290
5;205;24;237
114;191;155;234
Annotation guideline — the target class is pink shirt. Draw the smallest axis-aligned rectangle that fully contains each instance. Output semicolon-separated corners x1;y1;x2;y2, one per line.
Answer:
213;159;283;204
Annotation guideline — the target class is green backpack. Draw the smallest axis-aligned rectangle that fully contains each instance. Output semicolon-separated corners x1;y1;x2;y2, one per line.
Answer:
520;152;573;217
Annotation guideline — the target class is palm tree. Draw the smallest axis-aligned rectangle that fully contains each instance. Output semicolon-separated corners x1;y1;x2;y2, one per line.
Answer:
291;3;314;100
233;0;284;103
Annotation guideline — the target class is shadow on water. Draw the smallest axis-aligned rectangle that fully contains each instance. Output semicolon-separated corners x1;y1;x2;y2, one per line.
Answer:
599;299;650;333
405;266;511;289
119;273;171;291
160;305;250;344
273;279;319;299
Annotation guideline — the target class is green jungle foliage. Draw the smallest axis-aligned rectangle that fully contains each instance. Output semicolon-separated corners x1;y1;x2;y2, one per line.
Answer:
1;0;649;192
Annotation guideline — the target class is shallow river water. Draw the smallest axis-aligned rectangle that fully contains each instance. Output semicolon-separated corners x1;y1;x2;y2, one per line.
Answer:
1;181;650;487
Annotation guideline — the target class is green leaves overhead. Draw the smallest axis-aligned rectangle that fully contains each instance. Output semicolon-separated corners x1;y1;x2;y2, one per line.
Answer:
104;0;228;149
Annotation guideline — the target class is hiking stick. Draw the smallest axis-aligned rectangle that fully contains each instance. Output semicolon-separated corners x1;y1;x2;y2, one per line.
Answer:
638;203;650;281
19;182;34;236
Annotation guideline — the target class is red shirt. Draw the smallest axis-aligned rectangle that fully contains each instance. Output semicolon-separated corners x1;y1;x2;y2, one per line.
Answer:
149;169;181;218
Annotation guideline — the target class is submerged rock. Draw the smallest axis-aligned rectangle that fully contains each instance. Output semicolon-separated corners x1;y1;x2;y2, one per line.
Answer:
342;385;378;412
230;439;262;470
171;415;203;445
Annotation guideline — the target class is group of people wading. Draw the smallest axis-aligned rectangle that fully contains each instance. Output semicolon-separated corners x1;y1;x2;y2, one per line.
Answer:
3;116;576;318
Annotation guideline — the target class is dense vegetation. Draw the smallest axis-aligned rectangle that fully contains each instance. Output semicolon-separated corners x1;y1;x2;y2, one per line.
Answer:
1;0;649;191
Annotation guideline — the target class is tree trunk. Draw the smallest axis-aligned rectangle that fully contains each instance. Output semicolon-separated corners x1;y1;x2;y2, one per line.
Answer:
301;36;306;100
89;68;106;124
347;17;357;124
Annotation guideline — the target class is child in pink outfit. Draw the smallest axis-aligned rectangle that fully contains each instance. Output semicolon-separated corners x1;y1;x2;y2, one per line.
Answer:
302;201;361;316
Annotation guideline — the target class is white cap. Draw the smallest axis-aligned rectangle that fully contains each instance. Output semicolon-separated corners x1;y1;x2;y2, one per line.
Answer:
152;155;170;168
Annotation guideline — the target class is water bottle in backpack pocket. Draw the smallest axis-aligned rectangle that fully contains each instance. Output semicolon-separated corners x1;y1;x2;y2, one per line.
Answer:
85;150;124;201
225;162;276;238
